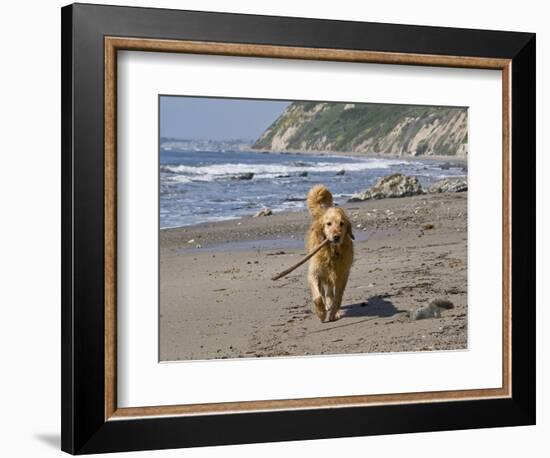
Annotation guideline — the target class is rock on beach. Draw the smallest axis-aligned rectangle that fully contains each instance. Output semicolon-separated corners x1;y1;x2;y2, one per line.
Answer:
254;208;273;217
348;173;424;201
428;177;468;194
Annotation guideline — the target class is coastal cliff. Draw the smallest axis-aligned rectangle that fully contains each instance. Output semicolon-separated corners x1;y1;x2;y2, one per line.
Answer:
253;102;468;157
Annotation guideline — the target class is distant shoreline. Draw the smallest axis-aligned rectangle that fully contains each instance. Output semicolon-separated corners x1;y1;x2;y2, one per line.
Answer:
247;147;468;164
160;140;468;164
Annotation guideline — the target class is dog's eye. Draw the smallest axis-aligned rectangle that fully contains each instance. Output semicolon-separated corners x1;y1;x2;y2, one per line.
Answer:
326;222;332;226
340;222;344;226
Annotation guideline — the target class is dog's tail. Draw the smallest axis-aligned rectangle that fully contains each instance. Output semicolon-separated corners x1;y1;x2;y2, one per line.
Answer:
307;185;333;220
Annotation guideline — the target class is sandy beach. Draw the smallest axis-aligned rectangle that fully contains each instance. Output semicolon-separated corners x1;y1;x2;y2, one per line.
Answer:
159;192;467;361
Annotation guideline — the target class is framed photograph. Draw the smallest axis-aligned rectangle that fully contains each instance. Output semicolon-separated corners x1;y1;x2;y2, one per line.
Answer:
61;3;536;454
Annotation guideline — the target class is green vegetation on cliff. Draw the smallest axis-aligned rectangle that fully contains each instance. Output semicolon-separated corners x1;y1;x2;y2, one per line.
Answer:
253;102;468;157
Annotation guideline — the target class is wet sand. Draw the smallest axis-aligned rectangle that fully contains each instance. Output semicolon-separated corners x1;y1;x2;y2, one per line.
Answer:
159;192;467;361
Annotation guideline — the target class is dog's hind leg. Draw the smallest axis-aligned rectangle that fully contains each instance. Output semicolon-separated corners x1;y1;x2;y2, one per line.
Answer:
308;274;327;322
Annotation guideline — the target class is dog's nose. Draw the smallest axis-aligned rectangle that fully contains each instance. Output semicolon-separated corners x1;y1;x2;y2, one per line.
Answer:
333;235;341;242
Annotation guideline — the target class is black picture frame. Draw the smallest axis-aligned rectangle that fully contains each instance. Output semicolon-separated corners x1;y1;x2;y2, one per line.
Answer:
61;3;535;454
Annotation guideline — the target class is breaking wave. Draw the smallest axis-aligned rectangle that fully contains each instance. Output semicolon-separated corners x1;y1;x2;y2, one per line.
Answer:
161;158;410;183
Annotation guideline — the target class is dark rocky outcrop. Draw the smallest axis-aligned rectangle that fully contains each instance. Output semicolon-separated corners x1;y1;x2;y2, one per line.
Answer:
231;172;254;180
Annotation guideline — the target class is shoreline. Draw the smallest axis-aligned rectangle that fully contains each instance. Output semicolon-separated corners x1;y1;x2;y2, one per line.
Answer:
160;196;411;250
160;192;468;361
160;149;467;230
160;190;467;234
246;147;468;164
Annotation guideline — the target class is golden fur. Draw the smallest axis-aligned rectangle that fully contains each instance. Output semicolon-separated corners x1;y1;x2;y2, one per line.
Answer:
306;185;354;322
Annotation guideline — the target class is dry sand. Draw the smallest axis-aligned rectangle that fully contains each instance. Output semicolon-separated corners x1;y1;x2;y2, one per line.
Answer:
159;192;467;361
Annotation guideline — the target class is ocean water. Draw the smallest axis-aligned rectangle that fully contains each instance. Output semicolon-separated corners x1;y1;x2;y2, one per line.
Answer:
160;149;466;229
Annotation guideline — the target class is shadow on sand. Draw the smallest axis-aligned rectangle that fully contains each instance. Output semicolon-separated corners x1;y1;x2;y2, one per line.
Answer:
341;295;405;318
309;296;406;334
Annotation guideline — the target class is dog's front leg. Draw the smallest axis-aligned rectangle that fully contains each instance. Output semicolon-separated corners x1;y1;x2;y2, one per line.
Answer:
325;285;335;319
308;274;327;322
328;274;349;322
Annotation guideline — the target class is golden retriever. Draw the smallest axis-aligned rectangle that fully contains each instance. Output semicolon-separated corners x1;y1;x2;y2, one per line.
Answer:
306;185;354;322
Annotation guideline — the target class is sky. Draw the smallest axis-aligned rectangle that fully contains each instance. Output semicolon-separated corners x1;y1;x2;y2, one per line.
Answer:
160;96;290;141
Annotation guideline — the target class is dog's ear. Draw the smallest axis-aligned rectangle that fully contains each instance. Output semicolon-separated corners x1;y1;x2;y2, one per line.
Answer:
312;220;325;243
347;220;355;240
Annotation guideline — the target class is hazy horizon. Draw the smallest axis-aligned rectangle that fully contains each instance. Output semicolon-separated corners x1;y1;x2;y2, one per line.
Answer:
160;96;290;141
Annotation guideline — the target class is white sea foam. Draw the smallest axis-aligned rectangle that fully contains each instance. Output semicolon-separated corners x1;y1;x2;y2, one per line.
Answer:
160;158;410;182
160;214;239;229
167;175;193;184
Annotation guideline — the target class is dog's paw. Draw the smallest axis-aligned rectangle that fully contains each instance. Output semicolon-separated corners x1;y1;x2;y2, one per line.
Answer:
314;307;327;322
313;298;327;322
327;310;341;322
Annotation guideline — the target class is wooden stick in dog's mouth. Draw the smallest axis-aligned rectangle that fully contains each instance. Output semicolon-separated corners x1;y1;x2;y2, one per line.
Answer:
271;239;330;281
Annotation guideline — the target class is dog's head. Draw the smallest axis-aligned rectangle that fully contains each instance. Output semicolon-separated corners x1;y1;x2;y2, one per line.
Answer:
320;207;354;245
